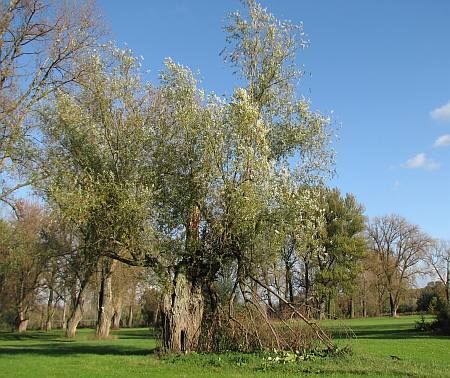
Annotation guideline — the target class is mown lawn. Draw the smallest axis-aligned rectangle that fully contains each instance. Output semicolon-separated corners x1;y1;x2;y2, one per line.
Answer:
0;315;449;377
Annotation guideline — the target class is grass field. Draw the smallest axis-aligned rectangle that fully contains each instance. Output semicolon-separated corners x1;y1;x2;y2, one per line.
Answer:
0;315;449;377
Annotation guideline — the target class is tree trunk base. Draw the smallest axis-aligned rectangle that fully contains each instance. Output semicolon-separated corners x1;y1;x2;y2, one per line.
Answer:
162;272;204;353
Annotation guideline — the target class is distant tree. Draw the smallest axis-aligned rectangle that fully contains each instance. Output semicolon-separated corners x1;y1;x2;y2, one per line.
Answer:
314;189;366;318
424;239;450;303
0;202;50;332
416;281;446;313
367;215;431;317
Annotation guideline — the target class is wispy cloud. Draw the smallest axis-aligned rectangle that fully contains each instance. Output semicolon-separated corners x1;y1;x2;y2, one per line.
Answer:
434;134;450;147
402;153;440;170
431;101;450;122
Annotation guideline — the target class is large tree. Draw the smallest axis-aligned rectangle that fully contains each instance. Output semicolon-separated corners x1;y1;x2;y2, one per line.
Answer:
367;215;431;317
41;0;333;351
156;0;333;352
40;45;155;338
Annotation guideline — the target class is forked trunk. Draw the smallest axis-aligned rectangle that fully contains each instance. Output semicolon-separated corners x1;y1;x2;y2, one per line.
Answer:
66;282;88;338
389;293;398;318
16;309;28;333
162;272;204;353
66;306;83;338
96;260;116;338
111;304;122;330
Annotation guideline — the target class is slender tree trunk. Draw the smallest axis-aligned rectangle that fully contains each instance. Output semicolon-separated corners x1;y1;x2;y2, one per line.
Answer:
62;300;67;330
153;306;159;325
128;305;133;328
304;262;310;303
44;288;54;331
285;263;294;303
161;271;204;352
111;297;123;330
128;283;136;328
326;293;332;319
446;260;449;304
96;260;116;339
349;295;354;319
319;299;326;320
361;292;367;318
362;276;367;317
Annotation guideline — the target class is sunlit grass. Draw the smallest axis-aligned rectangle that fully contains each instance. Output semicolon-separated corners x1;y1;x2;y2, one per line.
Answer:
0;315;449;377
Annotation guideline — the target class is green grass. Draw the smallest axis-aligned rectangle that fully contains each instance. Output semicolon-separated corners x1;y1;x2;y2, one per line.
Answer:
0;315;449;377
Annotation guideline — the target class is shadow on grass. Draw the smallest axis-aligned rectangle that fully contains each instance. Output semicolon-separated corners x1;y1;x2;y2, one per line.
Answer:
113;328;158;340
0;331;71;342
0;328;157;357
328;323;445;340
0;342;155;357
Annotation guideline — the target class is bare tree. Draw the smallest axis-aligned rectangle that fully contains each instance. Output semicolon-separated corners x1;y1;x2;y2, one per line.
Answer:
367;215;431;317
0;201;50;332
425;239;450;303
0;0;102;207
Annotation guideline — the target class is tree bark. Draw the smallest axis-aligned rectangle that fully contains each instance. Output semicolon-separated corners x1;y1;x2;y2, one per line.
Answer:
96;260;116;339
446;260;449;304
44;287;55;331
62;299;67;330
128;305;133;328
349;295;354;319
66;295;84;338
66;279;89;338
304;262;310;303
161;271;204;352
389;293;398;317
285;263;294;303
16;309;28;333
111;296;123;330
319;299;326;320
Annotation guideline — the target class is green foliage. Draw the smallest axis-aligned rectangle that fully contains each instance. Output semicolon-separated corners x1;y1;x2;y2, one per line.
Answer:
41;45;155;265
314;189;367;294
417;281;446;313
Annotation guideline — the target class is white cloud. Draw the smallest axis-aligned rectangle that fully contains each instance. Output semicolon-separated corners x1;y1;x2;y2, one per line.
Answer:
402;153;440;170
434;134;450;147
431;101;450;122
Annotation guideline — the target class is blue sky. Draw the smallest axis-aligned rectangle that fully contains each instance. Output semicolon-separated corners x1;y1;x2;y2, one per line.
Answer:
98;0;450;240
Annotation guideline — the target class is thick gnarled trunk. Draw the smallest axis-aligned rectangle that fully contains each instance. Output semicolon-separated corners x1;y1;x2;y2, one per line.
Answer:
162;272;204;353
